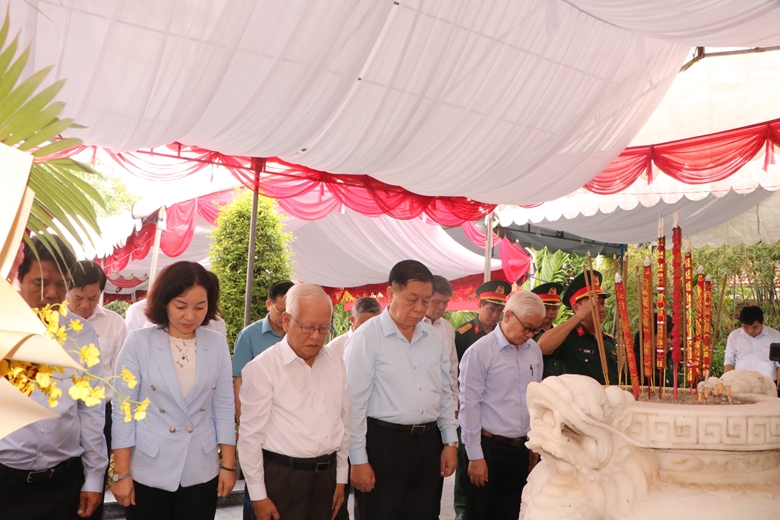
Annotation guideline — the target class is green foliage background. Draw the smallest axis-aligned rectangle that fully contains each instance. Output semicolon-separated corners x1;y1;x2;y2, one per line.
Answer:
208;191;292;348
105;299;129;317
78;161;141;218
598;243;780;378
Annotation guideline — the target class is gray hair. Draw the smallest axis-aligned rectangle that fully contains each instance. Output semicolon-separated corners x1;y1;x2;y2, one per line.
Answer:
505;290;545;320
352;297;382;318
431;275;453;297
286;283;333;318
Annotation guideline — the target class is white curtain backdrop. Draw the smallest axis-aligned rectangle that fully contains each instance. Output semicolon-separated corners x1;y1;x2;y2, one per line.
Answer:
7;0;780;206
288;209;500;287
97;209;500;291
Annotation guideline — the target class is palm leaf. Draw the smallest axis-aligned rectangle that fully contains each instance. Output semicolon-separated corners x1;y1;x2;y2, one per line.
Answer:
0;10;104;266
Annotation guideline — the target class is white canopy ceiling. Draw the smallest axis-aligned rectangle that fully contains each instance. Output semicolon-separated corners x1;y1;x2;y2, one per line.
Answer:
8;0;780;206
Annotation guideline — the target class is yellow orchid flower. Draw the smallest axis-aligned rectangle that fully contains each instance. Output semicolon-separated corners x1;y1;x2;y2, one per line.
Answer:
120;399;133;423
78;344;100;368
69;319;83;332
84;385;105;407
134;398;150;421
120;367;138;389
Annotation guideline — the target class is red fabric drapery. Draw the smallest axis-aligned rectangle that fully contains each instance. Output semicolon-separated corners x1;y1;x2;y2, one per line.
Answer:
460;222;531;283
585;118;780;194
47;117;780;220
107;275;147;289
53;144;495;226
322;270;510;305
102;190;238;274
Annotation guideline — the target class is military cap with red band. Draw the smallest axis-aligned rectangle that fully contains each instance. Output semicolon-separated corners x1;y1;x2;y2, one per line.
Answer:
531;282;564;307
476;280;513;304
561;270;610;308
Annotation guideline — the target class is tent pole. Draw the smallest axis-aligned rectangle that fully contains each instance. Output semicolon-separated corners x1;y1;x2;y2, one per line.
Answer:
148;205;166;289
243;166;261;328
484;211;493;282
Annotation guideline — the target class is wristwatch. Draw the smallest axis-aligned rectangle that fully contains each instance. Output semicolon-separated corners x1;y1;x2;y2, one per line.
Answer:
112;471;132;482
445;441;459;448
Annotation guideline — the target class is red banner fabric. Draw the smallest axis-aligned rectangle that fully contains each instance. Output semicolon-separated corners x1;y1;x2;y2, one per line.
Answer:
101;190;238;274
459;222;531;283
107;275;147;289
322;269;510;305
43;118;780;218
585;118;780;194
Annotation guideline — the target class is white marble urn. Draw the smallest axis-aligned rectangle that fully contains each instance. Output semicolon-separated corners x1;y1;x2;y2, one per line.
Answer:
521;371;780;520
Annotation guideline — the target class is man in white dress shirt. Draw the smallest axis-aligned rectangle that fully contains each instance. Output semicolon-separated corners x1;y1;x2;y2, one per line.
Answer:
67;260;128;520
423;275;458;403
327;297;382;359
327;296;381;520
239;284;349;520
725;305;780;387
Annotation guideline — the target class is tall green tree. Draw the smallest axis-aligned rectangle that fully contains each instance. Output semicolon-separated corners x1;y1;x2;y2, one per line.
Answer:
208;191;293;347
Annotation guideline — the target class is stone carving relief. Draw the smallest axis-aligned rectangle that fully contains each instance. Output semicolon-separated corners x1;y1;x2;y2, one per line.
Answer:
521;372;780;520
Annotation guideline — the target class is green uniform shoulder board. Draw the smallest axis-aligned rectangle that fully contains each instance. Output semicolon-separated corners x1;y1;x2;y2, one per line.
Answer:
457;323;473;335
603;332;614;339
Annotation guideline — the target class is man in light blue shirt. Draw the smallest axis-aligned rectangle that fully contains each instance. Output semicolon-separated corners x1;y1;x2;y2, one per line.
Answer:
231;279;293;520
459;290;545;520
0;237;108;520
725;305;780;385
346;260;458;520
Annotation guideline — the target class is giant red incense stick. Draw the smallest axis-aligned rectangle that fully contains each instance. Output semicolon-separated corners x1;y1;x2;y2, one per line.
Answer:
695;266;705;381
684;240;694;391
616;272;640;399
671;213;683;401
703;274;713;376
642;256;654;388
656;215;667;385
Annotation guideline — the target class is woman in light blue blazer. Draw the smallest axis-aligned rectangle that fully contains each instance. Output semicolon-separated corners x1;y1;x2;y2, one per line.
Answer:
111;261;236;520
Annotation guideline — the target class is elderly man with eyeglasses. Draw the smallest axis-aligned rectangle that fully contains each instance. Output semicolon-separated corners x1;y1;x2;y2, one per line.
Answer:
458;289;545;520
239;284;349;520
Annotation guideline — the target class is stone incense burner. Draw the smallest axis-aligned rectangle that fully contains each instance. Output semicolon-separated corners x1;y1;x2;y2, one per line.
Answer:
520;371;780;520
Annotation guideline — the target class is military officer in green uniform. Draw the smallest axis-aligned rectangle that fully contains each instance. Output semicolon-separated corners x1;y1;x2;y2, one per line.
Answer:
531;282;565;379
536;271;618;385
455;280;512;361
452;279;512;520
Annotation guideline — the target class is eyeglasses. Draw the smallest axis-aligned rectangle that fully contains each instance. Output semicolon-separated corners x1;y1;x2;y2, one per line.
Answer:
289;314;330;335
509;312;543;335
271;304;286;314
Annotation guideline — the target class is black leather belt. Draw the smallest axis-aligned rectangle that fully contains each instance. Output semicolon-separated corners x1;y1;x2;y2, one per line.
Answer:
481;429;528;447
262;450;336;472
368;417;437;435
0;456;80;484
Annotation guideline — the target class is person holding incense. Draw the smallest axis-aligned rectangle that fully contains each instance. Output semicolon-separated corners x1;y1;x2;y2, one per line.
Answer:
536;271;618;385
531;282;565;378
